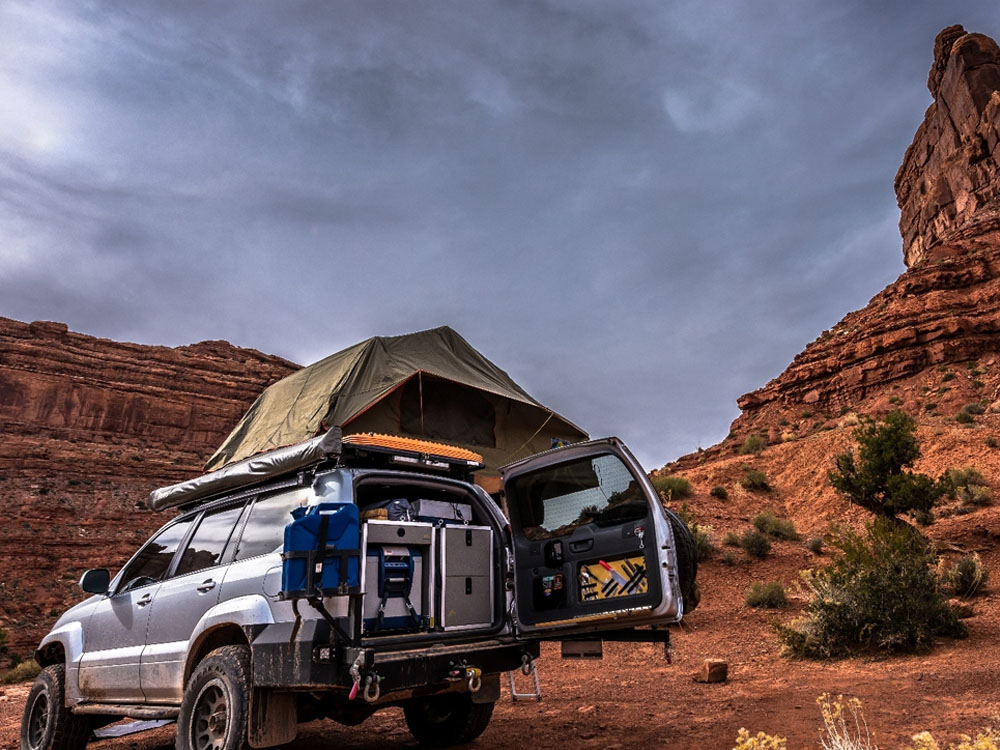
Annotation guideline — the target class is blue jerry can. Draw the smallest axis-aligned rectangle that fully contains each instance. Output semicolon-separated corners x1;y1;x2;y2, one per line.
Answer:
281;501;360;598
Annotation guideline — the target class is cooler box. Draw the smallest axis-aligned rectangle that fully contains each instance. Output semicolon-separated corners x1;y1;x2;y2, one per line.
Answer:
362;521;435;634
362;546;426;633
281;502;360;598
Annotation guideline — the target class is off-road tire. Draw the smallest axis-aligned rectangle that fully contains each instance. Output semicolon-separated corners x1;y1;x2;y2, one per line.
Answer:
20;664;92;750
403;693;494;747
176;645;251;750
663;507;700;613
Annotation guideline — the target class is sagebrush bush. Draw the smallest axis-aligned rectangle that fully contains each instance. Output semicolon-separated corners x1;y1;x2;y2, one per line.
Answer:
739;434;767;456
942;467;992;508
723;530;741;547
746;581;788;608
910;727;1000;750
956;410;975;424
651;474;693;499
1;659;40;685
738;529;772;559
721;550;737;566
806;537;824;555
753;511;799;540
943;553;989;597
777;518;965;658
692;526;714;562
741;470;771;492
732;728;787;750
711;485;729;500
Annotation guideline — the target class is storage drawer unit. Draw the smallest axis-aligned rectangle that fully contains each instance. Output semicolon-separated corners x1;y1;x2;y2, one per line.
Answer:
439;525;494;630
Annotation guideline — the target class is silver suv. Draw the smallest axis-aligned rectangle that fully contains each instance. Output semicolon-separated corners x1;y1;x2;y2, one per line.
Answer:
21;432;697;750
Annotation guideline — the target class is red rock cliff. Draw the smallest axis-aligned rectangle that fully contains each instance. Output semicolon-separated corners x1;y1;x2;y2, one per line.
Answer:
713;26;1000;453
896;25;1000;268
0;317;297;653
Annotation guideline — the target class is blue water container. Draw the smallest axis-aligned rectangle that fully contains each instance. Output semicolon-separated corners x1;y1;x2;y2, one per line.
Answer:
281;501;360;598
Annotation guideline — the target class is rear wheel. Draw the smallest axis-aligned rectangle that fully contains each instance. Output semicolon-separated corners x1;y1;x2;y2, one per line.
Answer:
20;664;92;750
403;693;494;747
176;645;251;750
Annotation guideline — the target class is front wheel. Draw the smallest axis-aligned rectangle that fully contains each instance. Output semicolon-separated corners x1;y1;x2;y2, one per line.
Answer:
403;693;494;747
176;645;251;750
20;665;92;750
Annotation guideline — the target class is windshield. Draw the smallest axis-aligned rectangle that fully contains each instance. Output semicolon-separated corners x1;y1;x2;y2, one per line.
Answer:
507;453;649;540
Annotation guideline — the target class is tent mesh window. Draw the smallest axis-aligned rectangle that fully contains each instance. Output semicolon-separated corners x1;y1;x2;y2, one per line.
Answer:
399;375;496;448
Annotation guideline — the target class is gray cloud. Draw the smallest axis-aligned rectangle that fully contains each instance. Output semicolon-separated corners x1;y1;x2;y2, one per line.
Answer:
1;0;997;469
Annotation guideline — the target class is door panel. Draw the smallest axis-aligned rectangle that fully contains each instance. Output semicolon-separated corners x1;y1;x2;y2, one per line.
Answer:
501;439;680;635
78;517;194;702
78;588;156;703
140;503;244;703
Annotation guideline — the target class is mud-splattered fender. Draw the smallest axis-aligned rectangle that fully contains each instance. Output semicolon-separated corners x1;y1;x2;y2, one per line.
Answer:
182;594;276;682
38;620;87;705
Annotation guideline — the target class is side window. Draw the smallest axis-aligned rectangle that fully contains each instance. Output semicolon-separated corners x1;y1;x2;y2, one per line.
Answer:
118;518;194;593
232;489;308;562
174;504;245;578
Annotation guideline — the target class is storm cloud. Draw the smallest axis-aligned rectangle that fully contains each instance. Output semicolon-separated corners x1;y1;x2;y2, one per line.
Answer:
1;1;996;468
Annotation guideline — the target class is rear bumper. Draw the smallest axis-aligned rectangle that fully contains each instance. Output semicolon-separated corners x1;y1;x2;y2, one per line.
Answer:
248;619;538;695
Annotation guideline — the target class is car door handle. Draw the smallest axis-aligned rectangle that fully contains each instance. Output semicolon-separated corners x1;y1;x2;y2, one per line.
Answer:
197;580;217;593
136;594;152;608
569;539;593;553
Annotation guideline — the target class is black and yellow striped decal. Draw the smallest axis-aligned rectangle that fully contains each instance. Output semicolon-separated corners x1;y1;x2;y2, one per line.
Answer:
579;556;647;601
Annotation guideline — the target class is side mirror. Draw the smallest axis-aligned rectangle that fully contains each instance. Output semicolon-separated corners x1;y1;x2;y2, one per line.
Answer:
79;568;110;595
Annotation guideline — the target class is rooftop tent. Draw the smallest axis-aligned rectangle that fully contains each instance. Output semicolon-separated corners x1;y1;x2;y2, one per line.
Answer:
204;326;588;479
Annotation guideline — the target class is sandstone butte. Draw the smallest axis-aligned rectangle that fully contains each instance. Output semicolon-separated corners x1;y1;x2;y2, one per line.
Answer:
1;24;1000;661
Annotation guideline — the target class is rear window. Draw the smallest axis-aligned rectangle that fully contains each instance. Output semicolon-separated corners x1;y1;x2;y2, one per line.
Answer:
507;453;648;539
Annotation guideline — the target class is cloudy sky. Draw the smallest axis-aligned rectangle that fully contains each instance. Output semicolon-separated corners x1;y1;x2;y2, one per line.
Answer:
1;1;996;469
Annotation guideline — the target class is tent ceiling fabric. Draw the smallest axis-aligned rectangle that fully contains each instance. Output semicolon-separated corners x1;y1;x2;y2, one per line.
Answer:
204;326;588;473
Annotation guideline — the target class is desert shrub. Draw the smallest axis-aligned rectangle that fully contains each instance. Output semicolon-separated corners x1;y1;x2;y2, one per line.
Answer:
739;434;767;456
829;410;942;519
943;554;989;597
910;727;1000;750
723;530;741;547
964;402;986;415
818;693;875;750
721;550;737;566
956;410;975;424
732;728;786;750
806;537;824;555
987;436;998;449
693;527;714;562
651;474;693;499
753;511;799;540
972;379;985;389
912;508;935;526
889;396;902;405
741;470;771;492
1;659;41;685
941;371;955;382
711;485;729;500
746;581;788;609
0;627;7;650
942;467;992;508
739;529;772;559
777;518;965;658
924;402;937;412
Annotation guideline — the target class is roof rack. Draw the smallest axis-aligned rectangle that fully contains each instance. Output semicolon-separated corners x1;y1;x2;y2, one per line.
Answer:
147;429;484;513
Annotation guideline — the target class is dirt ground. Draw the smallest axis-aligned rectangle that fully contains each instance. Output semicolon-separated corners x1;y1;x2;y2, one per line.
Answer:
2;519;999;750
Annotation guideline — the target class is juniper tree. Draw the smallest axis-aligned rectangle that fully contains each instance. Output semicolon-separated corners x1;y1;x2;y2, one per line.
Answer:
828;410;942;519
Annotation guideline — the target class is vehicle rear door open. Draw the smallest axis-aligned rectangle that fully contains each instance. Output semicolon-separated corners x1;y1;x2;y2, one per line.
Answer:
501;438;684;637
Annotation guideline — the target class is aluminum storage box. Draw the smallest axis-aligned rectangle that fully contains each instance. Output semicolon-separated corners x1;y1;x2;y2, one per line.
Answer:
439;525;494;630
